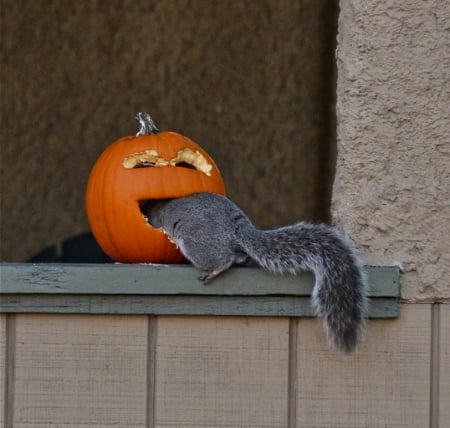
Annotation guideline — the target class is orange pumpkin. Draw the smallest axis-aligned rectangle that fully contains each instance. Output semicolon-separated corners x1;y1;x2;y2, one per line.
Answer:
85;112;225;263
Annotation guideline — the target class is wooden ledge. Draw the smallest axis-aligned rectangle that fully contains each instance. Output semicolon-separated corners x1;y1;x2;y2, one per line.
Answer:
0;263;400;317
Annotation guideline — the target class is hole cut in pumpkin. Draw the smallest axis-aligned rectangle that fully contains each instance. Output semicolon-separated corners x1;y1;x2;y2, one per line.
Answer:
139;198;171;229
170;161;197;171
122;149;169;168
122;148;212;176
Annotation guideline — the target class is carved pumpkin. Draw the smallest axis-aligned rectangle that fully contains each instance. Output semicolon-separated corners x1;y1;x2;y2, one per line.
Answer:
85;112;225;263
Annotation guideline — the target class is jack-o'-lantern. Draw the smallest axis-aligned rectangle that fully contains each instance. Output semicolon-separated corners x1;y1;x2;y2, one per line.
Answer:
85;112;225;263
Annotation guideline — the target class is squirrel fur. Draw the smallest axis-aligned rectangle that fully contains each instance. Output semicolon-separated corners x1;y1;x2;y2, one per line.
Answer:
144;192;368;353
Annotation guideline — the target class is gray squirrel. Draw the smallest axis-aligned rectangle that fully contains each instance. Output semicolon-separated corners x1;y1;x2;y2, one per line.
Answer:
144;192;368;353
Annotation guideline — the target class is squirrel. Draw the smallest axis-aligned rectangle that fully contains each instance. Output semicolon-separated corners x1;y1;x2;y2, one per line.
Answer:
143;192;368;353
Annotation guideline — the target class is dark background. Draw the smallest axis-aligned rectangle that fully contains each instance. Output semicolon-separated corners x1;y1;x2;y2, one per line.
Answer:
1;0;337;262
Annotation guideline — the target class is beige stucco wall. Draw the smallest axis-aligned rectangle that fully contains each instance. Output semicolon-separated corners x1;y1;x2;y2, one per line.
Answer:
1;0;336;262
333;1;450;301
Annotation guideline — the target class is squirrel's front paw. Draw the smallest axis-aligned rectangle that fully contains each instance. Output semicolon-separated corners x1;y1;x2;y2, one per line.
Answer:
198;271;213;284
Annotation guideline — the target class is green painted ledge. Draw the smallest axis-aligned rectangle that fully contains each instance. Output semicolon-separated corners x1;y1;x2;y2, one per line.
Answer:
0;263;400;318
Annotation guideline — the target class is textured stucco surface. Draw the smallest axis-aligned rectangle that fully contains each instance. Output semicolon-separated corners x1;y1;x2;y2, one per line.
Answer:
333;1;450;301
1;0;337;261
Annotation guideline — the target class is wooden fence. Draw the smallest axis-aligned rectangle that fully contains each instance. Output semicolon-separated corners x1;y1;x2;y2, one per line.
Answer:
1;263;448;427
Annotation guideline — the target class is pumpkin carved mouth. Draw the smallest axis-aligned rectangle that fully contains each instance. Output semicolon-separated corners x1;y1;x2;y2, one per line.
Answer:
122;147;213;176
139;199;167;227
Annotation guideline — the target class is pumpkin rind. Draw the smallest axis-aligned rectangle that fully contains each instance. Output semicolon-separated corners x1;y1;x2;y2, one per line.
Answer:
85;119;225;263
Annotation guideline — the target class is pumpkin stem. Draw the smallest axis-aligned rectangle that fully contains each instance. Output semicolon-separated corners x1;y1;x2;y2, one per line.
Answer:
135;112;160;136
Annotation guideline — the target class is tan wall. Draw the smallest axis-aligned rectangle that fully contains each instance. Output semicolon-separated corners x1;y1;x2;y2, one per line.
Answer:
2;308;448;427
1;0;337;262
333;0;450;301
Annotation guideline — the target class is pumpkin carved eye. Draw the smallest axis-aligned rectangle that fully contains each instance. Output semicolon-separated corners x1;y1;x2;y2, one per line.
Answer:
85;112;225;263
122;149;169;168
122;147;213;176
170;148;213;176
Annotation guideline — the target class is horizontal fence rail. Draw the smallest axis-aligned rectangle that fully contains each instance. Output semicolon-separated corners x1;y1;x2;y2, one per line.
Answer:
0;264;400;317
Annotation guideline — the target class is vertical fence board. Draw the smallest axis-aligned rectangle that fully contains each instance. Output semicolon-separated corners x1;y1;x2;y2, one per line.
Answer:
0;314;6;427
440;304;450;427
155;316;289;428
295;304;431;428
13;314;148;428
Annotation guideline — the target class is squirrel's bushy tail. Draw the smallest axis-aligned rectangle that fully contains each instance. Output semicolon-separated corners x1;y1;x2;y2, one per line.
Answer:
239;223;368;353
